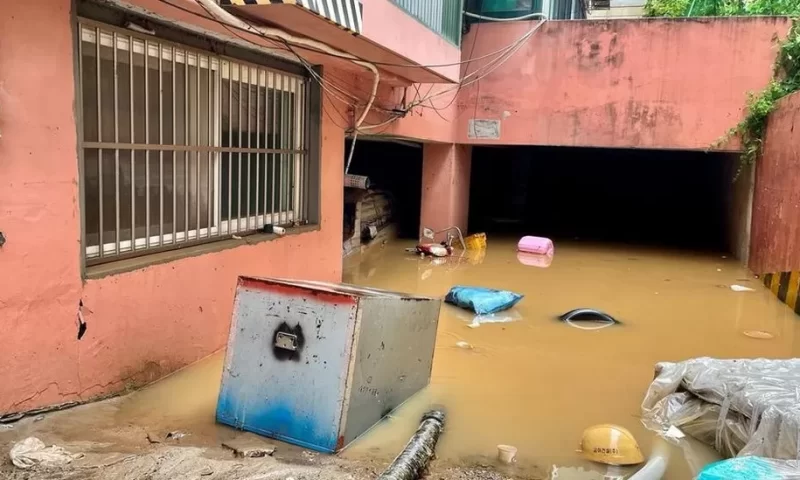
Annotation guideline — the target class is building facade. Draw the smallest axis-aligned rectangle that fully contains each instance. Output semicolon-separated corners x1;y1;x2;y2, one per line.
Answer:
0;0;793;415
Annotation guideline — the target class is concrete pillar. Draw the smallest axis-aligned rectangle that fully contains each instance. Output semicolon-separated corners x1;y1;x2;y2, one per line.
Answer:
420;144;472;238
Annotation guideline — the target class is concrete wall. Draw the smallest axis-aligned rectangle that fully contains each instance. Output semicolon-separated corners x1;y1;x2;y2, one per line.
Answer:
0;0;344;414
456;17;791;150
360;0;461;82
2;2;796;415
420;144;472;236
727;162;755;263
750;92;800;275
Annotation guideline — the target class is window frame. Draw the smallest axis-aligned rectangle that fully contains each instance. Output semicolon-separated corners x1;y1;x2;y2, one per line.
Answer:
76;19;314;267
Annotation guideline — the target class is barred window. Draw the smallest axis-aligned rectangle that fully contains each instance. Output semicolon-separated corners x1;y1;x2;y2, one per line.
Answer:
78;22;310;264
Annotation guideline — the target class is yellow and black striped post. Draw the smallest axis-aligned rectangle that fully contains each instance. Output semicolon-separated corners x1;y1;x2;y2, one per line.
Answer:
762;271;800;314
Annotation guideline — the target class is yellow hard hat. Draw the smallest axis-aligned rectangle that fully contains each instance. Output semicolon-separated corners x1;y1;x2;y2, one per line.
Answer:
578;424;644;466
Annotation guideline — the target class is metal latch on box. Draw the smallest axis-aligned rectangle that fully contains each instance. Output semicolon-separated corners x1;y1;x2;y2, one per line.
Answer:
275;332;298;351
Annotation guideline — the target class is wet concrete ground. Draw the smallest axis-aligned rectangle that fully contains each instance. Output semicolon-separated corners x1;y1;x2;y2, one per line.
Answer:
2;238;799;479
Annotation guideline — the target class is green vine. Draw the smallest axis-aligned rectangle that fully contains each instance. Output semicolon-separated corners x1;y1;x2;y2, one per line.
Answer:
716;19;800;177
645;0;800;17
641;3;800;176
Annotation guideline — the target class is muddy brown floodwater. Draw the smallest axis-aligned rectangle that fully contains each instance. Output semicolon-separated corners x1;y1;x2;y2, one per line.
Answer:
341;238;800;478
3;238;799;479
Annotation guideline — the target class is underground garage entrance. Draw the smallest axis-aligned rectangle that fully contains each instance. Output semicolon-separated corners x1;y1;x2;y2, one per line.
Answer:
469;145;746;254
341;144;796;480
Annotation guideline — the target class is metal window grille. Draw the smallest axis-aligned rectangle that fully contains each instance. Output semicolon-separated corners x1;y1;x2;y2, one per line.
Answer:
77;22;309;264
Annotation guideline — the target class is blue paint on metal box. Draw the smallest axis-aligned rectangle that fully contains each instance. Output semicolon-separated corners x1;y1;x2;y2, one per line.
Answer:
216;278;441;452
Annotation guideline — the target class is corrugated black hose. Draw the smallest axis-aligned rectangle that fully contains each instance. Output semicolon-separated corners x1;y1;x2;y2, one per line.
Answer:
377;410;446;480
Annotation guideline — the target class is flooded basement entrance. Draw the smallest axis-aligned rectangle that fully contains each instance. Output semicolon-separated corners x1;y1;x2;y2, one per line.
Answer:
2;240;798;479
341;238;800;478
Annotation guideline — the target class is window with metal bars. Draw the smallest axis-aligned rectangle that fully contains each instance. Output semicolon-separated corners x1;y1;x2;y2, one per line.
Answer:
77;22;311;265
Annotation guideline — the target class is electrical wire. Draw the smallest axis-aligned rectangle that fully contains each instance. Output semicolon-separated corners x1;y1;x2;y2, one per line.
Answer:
159;0;549;72
279;38;405;137
184;5;378;129
468;3;486;123
403;19;547;113
157;0;546;151
359;17;547;132
161;0;541;110
345;131;358;173
194;0;379;132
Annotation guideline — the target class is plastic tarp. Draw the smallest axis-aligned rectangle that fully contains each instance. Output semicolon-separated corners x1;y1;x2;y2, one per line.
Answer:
641;358;800;464
444;286;523;315
698;457;800;479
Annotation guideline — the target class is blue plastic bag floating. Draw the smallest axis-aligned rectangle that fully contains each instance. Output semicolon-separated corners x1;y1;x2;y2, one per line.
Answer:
445;286;523;315
697;457;800;480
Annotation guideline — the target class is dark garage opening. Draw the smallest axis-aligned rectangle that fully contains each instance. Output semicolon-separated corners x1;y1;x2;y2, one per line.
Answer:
469;146;740;252
344;138;423;242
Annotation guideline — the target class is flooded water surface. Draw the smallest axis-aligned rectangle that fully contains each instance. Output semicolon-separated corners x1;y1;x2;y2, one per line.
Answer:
6;238;799;479
341;238;800;478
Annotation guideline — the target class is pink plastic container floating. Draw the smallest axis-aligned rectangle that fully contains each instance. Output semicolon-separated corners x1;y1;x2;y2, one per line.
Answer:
517;236;554;256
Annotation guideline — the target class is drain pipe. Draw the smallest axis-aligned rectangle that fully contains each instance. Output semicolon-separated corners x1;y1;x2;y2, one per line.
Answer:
377;410;446;480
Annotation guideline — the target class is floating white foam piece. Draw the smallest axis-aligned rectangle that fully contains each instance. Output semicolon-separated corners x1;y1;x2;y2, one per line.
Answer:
730;285;755;292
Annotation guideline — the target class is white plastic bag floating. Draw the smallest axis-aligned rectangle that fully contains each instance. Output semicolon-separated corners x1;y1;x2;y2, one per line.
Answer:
454;310;522;328
9;437;83;469
730;285;755;292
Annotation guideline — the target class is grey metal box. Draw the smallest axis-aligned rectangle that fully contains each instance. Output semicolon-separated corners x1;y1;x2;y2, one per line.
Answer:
216;277;441;453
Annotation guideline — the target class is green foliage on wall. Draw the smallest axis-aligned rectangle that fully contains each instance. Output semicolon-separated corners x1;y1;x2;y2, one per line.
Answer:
644;0;689;16
716;20;800;177
644;0;800;17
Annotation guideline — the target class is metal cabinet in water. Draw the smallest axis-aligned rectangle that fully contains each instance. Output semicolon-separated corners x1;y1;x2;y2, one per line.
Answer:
216;277;442;453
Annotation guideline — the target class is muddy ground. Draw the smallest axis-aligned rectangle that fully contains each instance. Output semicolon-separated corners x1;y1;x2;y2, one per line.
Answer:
0;397;538;480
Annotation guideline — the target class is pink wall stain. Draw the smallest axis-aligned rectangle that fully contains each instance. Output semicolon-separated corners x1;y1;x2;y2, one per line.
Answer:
455;18;791;150
749;92;800;274
0;0;345;414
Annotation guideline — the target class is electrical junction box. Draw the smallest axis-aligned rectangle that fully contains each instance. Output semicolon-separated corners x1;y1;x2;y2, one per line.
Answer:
216;277;442;453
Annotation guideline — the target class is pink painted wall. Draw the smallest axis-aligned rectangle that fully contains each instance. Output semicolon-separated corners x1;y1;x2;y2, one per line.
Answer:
749;92;800;274
0;0;344;414
4;2;795;415
360;0;461;82
420;144;472;236
455;17;791;150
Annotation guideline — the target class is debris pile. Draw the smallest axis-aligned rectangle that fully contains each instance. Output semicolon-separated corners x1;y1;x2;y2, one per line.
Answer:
642;358;800;478
9;437;83;469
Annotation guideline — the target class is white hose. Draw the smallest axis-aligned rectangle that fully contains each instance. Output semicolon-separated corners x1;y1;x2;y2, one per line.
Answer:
194;0;379;130
463;11;548;22
629;438;670;480
628;454;668;480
